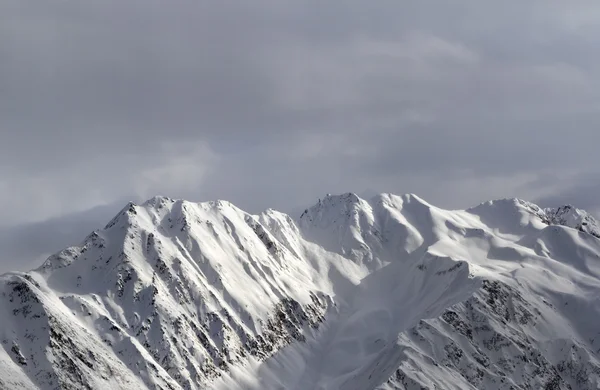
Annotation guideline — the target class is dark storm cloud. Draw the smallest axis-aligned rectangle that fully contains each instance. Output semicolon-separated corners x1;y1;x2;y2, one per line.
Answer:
2;1;600;272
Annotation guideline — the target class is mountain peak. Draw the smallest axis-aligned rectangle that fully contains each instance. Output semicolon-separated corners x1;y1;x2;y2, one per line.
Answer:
141;195;175;208
320;192;362;206
468;197;546;219
545;204;600;238
299;192;370;225
4;192;600;389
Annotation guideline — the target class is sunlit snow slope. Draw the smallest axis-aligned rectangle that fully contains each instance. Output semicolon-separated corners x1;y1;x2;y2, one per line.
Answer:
1;193;600;390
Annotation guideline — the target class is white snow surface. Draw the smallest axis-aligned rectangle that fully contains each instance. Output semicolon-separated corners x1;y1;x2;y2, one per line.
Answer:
1;193;600;389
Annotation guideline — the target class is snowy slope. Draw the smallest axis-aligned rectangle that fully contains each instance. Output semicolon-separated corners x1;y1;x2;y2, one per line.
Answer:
544;204;600;238
1;193;600;389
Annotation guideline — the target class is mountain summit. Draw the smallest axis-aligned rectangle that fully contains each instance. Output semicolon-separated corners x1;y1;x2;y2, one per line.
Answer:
2;193;600;389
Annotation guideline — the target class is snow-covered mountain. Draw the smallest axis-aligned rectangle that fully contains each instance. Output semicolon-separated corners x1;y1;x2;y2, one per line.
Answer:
2;193;600;390
544;205;600;239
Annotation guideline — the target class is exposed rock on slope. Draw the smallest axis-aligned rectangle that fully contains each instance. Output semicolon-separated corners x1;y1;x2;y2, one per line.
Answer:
544;204;600;238
1;193;600;390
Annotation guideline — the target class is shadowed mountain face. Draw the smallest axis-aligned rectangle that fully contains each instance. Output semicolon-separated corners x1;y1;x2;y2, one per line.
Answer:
2;193;600;390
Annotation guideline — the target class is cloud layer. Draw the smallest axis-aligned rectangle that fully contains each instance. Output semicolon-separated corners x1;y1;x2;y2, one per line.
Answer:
2;1;600;271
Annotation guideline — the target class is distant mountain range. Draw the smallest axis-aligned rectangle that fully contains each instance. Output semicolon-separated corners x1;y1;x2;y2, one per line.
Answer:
2;193;600;389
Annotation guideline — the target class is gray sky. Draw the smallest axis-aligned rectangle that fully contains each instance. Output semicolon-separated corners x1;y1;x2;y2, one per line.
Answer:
2;1;600;272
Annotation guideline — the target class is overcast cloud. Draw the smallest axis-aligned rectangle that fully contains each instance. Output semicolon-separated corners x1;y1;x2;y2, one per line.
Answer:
2;1;600;272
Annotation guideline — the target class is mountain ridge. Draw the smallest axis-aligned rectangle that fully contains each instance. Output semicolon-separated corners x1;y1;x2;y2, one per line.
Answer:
1;193;600;389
